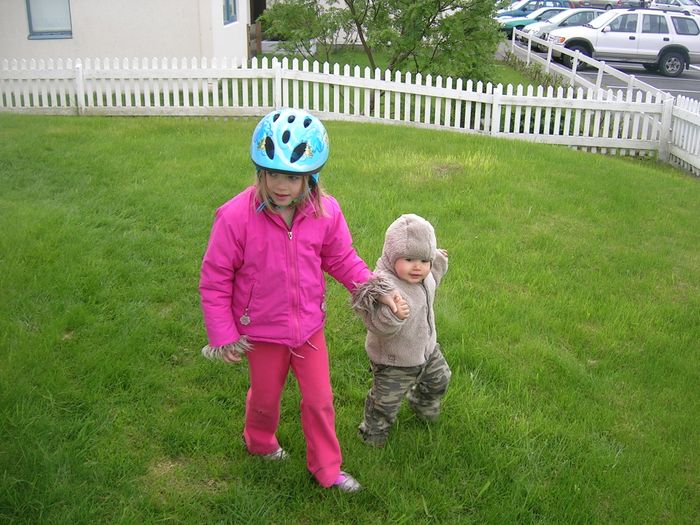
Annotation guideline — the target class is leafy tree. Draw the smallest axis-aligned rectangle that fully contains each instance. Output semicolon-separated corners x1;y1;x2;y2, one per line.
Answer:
259;0;501;82
259;0;356;63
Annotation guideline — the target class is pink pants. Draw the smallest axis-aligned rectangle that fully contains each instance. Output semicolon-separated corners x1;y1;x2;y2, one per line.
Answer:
243;329;342;487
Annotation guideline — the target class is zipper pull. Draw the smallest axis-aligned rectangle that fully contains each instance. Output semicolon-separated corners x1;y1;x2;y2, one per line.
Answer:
288;231;293;240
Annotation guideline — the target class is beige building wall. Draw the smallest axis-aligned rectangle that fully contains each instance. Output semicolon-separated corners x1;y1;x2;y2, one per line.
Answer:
0;0;249;60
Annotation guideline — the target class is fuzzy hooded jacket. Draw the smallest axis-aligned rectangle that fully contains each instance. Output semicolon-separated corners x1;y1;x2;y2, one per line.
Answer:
354;214;448;367
199;186;377;349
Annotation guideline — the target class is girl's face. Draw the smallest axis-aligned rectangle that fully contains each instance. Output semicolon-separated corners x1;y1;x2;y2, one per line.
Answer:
394;257;431;284
265;171;304;207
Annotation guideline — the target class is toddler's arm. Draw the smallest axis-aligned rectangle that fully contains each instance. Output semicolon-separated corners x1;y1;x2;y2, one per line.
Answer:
431;248;449;286
353;273;407;336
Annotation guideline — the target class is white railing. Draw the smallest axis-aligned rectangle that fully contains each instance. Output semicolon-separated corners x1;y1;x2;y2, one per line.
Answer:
510;28;699;173
510;29;669;101
0;55;698;173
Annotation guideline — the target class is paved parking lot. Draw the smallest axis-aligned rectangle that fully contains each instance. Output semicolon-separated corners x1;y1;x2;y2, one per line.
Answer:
505;41;700;100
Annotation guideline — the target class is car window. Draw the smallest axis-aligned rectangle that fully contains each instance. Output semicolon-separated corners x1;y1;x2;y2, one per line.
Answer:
589;10;618;28
671;16;700;34
547;10;571;24
608;14;638;32
643;14;669;33
575;12;594;24
541;9;562;19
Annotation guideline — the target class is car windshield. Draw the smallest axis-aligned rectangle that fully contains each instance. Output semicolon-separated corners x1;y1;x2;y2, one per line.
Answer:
587;10;618;28
547;10;576;24
505;0;530;10
527;7;559;18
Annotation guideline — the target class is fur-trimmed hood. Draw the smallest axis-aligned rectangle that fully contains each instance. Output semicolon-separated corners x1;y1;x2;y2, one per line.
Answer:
378;214;437;275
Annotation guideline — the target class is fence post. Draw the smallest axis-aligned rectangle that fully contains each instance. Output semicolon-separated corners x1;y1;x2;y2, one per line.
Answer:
627;74;635;100
526;36;532;66
273;61;282;108
545;45;552;74
74;61;85;115
491;84;502;136
570;51;579;87
658;95;674;161
595;61;605;93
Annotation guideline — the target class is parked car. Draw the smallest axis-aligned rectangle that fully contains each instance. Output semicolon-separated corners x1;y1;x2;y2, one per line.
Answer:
649;0;700;16
568;0;642;9
548;7;700;75
498;7;569;37
521;8;605;49
496;0;572;18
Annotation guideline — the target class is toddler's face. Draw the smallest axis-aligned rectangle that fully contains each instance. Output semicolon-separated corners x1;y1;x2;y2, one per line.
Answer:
394;258;431;284
265;171;304;207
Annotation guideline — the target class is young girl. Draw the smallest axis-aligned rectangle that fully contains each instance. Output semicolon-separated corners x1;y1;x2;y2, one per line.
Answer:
199;108;398;493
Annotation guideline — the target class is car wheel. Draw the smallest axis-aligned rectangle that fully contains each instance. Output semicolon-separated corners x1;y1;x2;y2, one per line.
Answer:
642;63;659;72
604;4;613;9
564;45;590;69
659;51;685;77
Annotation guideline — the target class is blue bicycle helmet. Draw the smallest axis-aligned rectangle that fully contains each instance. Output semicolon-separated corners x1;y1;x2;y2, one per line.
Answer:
250;108;329;178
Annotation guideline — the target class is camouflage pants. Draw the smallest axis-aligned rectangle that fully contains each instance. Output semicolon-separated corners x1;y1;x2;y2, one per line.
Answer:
358;344;451;446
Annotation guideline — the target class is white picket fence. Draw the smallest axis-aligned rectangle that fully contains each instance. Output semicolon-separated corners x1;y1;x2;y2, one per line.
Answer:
510;28;699;175
1;55;698;175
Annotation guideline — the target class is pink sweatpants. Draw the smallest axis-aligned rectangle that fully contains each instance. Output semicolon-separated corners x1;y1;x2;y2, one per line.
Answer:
243;329;342;487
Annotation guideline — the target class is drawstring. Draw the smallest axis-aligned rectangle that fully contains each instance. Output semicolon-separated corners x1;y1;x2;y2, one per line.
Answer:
287;339;319;359
288;347;304;359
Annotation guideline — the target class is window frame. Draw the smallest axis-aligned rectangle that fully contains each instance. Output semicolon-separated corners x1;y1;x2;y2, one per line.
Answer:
223;0;237;25
671;16;700;35
642;14;669;34
26;0;73;40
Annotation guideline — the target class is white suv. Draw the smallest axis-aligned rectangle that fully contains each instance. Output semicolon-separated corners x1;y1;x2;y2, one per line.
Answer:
548;8;700;76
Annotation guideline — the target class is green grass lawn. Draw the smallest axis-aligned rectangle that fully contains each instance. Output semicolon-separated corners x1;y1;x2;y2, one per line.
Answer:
1;114;699;524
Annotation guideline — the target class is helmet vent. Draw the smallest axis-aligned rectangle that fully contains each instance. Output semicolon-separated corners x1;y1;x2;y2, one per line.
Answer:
287;115;296;123
264;137;275;159
290;143;307;163
282;130;290;143
303;117;312;128
272;113;281;122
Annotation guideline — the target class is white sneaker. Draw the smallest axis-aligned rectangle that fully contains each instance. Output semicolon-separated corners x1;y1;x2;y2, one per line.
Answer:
332;471;361;493
261;447;289;461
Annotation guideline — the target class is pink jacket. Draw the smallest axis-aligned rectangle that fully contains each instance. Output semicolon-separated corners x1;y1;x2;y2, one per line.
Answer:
199;186;373;348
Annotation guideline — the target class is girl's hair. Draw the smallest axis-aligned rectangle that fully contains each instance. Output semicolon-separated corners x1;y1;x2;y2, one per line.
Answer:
255;170;326;217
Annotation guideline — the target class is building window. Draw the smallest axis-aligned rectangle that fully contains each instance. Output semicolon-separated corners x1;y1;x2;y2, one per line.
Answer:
223;0;237;25
26;0;72;39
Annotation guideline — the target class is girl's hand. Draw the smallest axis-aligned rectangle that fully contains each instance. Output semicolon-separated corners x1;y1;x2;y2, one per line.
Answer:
220;347;243;363
201;336;251;364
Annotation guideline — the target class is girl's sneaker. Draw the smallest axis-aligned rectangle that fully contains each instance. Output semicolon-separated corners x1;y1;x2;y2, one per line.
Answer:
261;447;289;461
332;471;361;493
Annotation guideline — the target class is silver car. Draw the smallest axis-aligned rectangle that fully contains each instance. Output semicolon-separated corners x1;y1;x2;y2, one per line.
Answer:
649;0;700;15
522;8;605;49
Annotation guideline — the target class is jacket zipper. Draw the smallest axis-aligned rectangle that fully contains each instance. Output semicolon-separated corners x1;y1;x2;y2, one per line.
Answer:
287;227;302;345
421;282;433;336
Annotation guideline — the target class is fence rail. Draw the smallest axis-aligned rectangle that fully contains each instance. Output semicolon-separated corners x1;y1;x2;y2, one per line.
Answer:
1;55;698;175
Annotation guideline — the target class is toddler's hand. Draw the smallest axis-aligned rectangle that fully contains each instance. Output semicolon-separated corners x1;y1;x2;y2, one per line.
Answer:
395;297;410;320
378;290;403;314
